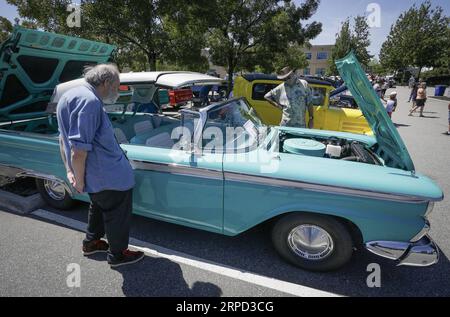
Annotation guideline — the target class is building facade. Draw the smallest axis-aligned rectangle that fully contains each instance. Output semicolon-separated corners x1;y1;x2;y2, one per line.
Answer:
301;45;334;76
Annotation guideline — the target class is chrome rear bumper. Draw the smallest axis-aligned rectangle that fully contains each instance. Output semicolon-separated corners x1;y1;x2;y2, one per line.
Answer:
365;235;439;267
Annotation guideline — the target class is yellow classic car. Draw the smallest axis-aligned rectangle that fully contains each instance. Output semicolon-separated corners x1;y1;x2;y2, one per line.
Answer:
233;74;372;135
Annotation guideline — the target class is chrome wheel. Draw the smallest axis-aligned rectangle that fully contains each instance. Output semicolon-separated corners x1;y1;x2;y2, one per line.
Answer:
43;179;66;201
287;224;334;260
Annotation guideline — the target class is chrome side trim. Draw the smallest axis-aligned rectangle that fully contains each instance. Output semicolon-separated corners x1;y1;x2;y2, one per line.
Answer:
0;163;73;195
129;160;440;203
0;128;59;140
130;160;223;180
224;171;438;204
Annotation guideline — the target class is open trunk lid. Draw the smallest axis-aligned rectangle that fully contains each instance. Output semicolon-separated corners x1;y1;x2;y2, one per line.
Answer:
0;26;115;122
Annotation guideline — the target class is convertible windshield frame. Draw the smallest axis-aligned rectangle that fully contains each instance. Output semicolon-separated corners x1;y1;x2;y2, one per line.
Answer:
196;97;268;154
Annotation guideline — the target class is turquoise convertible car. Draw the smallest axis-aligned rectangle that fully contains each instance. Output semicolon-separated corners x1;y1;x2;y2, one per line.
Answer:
0;28;444;271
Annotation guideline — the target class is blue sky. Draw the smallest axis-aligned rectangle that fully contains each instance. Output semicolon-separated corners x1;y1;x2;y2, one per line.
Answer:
301;0;450;58
1;0;449;58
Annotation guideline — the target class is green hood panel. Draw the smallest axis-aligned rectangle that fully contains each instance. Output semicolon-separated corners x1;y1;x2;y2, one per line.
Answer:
0;27;116;122
335;52;415;171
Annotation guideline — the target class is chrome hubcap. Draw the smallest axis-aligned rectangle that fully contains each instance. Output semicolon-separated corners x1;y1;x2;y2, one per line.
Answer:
288;224;334;260
43;179;66;201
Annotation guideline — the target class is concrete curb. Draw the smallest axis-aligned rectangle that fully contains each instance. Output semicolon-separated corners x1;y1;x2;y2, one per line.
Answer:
0;189;45;214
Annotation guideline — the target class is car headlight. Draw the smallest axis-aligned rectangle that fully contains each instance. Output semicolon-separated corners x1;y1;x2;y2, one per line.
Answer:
424;202;435;219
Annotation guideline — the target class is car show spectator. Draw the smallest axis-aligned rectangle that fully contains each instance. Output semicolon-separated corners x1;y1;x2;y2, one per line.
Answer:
381;79;389;99
409;82;427;117
264;67;314;128
409;82;418;104
373;80;383;99
409;75;416;89
385;91;397;118
56;63;144;268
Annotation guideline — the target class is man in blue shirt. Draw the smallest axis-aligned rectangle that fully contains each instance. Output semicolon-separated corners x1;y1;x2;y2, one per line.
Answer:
57;63;144;268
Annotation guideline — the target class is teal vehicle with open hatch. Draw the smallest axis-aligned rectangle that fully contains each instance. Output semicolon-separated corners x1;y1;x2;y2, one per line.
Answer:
0;28;443;271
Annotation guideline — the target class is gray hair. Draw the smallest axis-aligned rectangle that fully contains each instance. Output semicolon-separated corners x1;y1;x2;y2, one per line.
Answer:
84;63;120;87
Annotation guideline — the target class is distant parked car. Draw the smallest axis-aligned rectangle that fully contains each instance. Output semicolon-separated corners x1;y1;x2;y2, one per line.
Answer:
386;76;396;88
233;74;372;135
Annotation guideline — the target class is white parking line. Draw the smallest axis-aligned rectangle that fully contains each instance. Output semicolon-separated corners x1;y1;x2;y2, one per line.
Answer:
31;208;341;297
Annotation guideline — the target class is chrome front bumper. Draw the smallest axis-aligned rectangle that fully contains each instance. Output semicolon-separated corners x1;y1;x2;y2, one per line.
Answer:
365;235;439;267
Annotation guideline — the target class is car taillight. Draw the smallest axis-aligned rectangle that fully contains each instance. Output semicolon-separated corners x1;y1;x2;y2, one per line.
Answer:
169;88;193;105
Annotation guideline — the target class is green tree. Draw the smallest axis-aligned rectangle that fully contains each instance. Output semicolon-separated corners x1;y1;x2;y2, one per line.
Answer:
6;0;210;71
0;17;13;43
80;0;177;71
7;0;72;32
380;1;450;79
328;15;373;75
368;58;387;75
0;16;39;44
195;0;321;91
353;16;372;67
327;20;351;75
272;44;309;74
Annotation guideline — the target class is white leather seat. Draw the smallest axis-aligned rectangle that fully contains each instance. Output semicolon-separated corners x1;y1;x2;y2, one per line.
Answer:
134;120;153;135
145;132;175;148
114;128;129;144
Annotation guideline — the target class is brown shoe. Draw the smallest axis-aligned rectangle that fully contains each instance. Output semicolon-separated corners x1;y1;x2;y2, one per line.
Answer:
83;240;109;256
108;249;145;268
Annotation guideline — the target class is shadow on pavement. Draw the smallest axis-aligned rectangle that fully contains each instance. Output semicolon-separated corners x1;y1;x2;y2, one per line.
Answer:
112;256;223;297
408;114;440;119
393;123;411;128
27;204;450;297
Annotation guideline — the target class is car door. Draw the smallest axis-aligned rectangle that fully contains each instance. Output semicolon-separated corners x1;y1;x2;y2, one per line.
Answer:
122;112;224;234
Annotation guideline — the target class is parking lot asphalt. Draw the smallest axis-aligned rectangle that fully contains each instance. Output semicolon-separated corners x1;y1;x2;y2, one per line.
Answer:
0;86;449;297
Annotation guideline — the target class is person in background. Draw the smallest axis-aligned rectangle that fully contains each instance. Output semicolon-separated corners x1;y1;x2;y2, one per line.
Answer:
264;67;314;128
373;80;383;99
409;82;427;117
381;79;389;99
385;91;397;118
409;82;418;106
408;75;415;89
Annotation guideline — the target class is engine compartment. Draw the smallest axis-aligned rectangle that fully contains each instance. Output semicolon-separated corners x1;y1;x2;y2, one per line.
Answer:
279;132;382;166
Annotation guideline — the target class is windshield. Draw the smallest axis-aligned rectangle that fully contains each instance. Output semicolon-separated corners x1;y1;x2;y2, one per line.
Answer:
202;98;266;152
207;98;263;127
